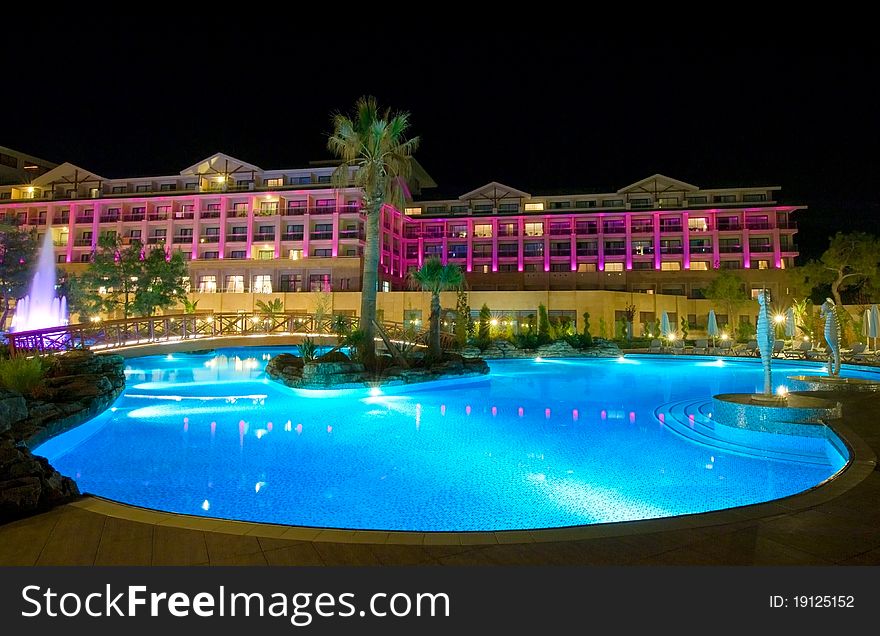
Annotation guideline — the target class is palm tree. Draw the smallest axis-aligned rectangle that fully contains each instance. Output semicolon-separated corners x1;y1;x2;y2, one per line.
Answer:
409;258;463;359
328;96;419;363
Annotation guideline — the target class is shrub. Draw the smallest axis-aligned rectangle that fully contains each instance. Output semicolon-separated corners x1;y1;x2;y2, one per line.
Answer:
514;332;540;351
0;356;47;397
299;337;318;362
680;316;689;341
538;304;550;340
478;304;491;340
564;333;593;350
582;311;591;337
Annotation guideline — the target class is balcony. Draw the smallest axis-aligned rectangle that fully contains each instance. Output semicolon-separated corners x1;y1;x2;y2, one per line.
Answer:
73;239;92;247
53;240;67;247
201;253;219;260
632;247;654;255
719;245;743;253
447;232;468;239
549;228;572;236
339;205;361;214
497;230;519;238
99;215;120;223
146;237;166;244
282;232;304;241
74;216;93;224
226;235;247;243
148;214;169;222
173;212;195;220
746;222;771;230
200;211;221;219
284;207;307;216
604;248;626;256
781;243;798;252
123;237;141;245
577;248;598;257
689;246;713;254
660;247;684;254
52;216;69;225
254;233;275;241
602;226;626;234
575;226;598;236
172;235;193;244
199;235;220;243
778;221;798;229
122;214;145;222
749;244;774;253
631;225;653;234
230;209;249;218
717;223;741;231
339;229;365;240
310;207;335;216
227;253;247;259
310;232;333;241
659;225;683;233
549;249;571;257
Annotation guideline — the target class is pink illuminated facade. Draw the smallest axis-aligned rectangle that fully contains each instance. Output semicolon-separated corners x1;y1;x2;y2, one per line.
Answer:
401;176;801;298
0;149;800;302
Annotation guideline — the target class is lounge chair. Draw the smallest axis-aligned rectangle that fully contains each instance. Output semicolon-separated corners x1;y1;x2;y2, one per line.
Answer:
772;339;785;358
843;343;867;362
735;340;757;357
783;340;812;359
716;339;733;355
671;339;686;354
692;339;708;355
852;348;879;364
647;339;662;354
804;345;827;362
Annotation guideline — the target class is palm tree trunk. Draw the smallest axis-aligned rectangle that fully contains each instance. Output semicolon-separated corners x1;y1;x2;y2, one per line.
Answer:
431;291;441;359
359;203;382;362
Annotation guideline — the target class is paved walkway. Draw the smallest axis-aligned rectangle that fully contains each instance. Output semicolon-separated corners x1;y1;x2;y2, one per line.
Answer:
2;391;878;566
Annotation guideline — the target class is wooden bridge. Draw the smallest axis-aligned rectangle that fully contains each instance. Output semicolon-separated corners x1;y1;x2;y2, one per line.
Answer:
6;312;457;356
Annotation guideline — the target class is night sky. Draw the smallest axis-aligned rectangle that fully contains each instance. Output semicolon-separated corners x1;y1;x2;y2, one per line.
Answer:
2;28;876;261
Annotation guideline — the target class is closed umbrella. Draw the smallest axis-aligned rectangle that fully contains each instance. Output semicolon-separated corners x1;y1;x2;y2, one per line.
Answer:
863;309;871;339
785;306;796;339
870;304;880;350
707;309;719;349
660;311;671;339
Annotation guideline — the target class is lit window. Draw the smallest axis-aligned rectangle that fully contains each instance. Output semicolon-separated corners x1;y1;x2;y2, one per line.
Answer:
524;202;544;212
524;222;544;237
690;261;709;270
289;249;303;260
258;250;274;260
405;207;422;215
605;262;624;272
578;263;597;273
756;260;770;270
688;217;708;231
265;178;284;188
198;275;217;293
473;224;493;238
225;275;245;293
252;275;273;293
661;261;681;271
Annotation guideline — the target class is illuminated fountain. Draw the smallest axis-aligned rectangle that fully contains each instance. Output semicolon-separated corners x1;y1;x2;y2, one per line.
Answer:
10;229;69;332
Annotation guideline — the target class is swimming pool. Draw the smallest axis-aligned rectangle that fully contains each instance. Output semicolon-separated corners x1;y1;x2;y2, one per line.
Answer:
35;349;867;532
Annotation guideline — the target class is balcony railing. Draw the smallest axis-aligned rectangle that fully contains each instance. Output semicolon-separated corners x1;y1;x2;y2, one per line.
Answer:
632;247;654;255
226;235;247;242
603;227;626;234
575;227;598;236
123;237;141;245
284;207;307;216
73;239;92;247
746;223;771;230
497;230;519;238
548;229;571;236
659;225;683;233
53;240;67;247
253;233;275;241
719;245;743;253
339;229;365;240
631;225;653;234
122;214;145;222
577;248;599;256
147;214;168;221
146;237;166;244
604;248;626;256
282;232;304;241
74;216;93;224
99;215;120;223
310;207;336;216
310;232;333;240
778;221;798;229
173;212;195;220
717;223;741;231
199;235;220;243
200;211;221;219
689;246;713;254
549;250;571;257
781;243;798;252
660;247;684;254
172;235;193;244
227;253;247;259
749;244;774;252
52;216;69;224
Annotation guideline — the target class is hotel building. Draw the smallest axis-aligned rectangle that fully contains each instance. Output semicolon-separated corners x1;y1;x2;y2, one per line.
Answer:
0;149;801;324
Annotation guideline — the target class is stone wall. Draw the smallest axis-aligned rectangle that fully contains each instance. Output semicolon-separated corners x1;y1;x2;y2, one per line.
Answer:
0;350;125;522
461;339;622;360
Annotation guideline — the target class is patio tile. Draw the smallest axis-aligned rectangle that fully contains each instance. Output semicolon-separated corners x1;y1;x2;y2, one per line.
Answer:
312;542;380;566
0;511;62;565
209;552;269;566
370;544;433;565
263;543;324;566
36;509;106;565
204;533;263;560
151;526;208;565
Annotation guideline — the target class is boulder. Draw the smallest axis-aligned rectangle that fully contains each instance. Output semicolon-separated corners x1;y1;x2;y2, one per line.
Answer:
0;390;27;432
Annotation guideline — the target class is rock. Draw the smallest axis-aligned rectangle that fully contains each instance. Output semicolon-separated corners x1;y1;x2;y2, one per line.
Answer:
0;477;41;514
0;390;27;432
460;346;482;359
317;351;351;363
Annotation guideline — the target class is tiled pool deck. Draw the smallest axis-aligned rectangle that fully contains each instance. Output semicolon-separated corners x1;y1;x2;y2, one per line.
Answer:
1;390;878;566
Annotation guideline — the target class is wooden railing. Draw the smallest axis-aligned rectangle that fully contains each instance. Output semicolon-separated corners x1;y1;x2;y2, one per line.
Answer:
6;312;456;356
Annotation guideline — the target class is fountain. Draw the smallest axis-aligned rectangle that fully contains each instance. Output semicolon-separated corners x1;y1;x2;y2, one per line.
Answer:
9;228;69;332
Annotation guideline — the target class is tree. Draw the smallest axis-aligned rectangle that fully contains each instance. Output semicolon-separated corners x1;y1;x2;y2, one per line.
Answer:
538;303;551;341
408;258;463;359
454;290;470;347
0;221;38;331
703;271;750;326
72;235;187;319
328;96;420;363
799;232;880;306
478;304;491;341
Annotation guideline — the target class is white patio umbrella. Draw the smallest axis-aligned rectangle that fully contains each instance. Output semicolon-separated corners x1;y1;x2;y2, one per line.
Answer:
863;309;871;339
660;311;671;339
785;306;796;339
870;304;880;350
707;309;719;348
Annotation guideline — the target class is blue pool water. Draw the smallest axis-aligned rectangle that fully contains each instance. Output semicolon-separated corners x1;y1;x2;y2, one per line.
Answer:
35;349;869;531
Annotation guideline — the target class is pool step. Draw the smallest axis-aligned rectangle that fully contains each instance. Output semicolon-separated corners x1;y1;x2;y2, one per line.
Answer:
654;398;832;466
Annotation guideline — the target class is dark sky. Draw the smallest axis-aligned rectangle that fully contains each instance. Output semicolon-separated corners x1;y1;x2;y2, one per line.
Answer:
2;26;877;261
